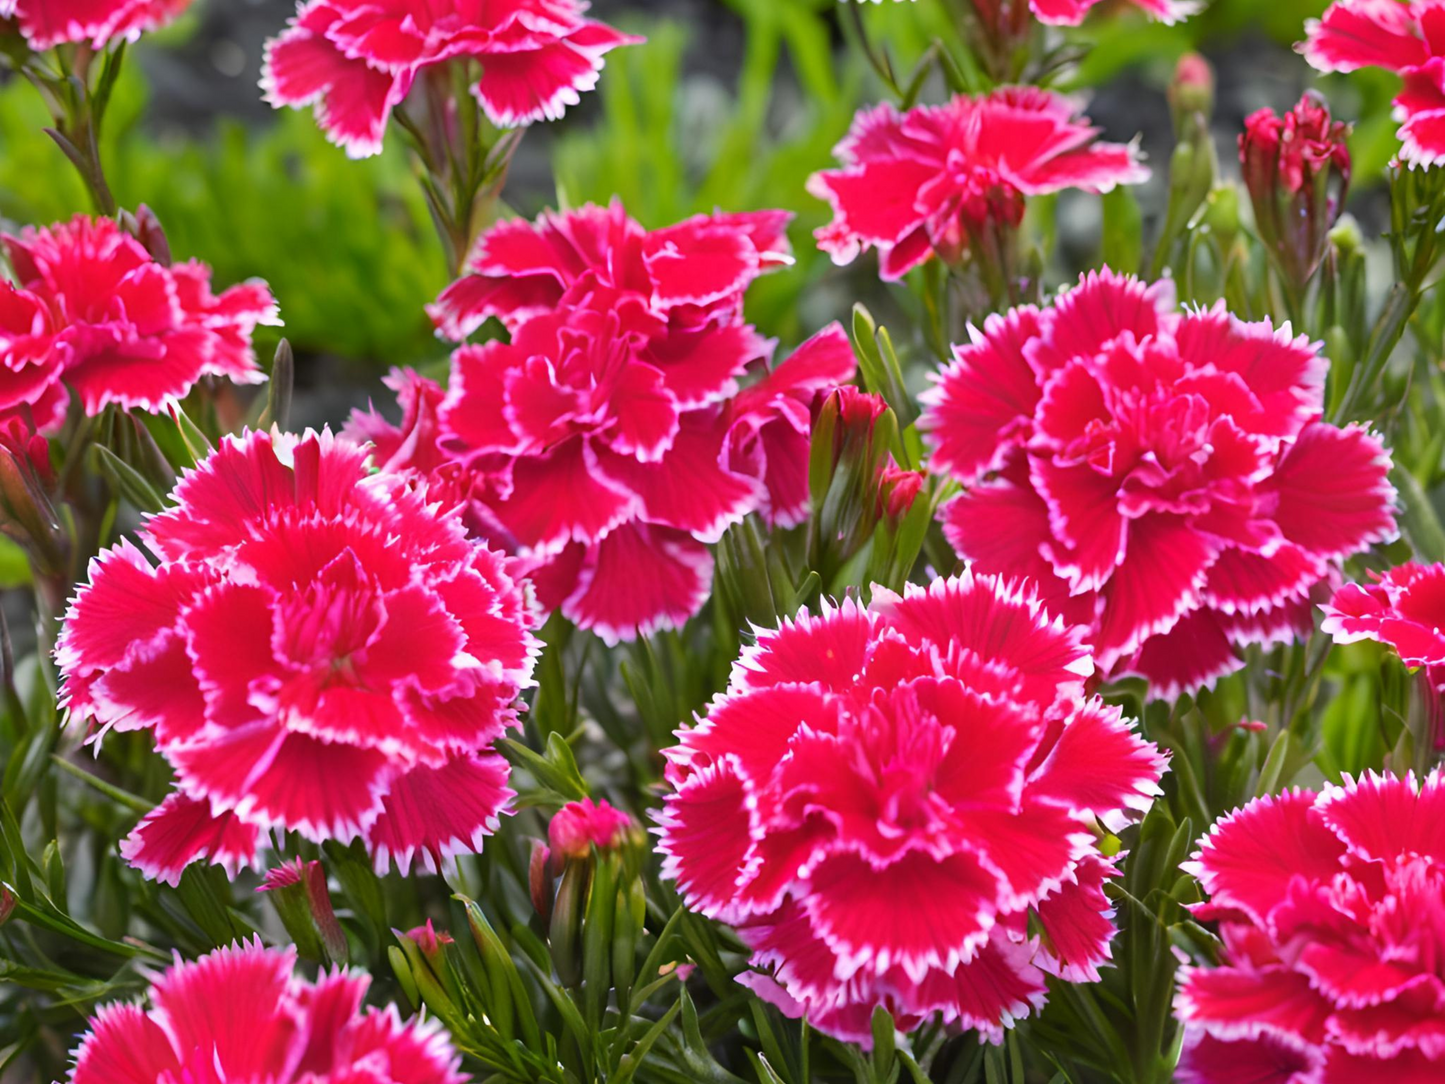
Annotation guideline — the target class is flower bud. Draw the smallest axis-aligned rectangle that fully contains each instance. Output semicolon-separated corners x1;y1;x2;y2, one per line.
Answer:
877;464;925;521
1329;213;1364;261
0;883;14;927
548;858;587;988
117;205;173;267
1168;53;1215;134
1240;91;1351;292
0;416;63;578
392;924;465;1035
406;918;454;967
547;798;634;861
529;839;554;924
965;0;1033;81
1200;184;1242;245
257;858;347;965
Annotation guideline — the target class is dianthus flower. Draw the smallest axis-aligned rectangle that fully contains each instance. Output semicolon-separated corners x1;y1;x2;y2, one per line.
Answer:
262;0;641;158
0;216;277;430
657;572;1168;1046
1176;772;1445;1082
1323;563;1445;687
1323;562;1445;746
0;0;191;50
1301;0;1445;167
344;367;448;475
920;269;1397;698
1026;0;1197;23
429;199;793;342
548;797;633;858
57;428;538;883
807;87;1148;281
427;202;855;642
64;939;465;1084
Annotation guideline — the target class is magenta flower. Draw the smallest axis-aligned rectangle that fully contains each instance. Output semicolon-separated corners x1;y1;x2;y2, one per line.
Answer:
262;0;642;158
344;367;449;475
919;269;1398;698
1027;0;1198;23
808;88;1148;281
0;0;192;50
426;202;855;643
64;939;466;1084
657;573;1167;1046
1322;562;1445;685
57;429;539;882
1177;772;1445;1082
430;199;794;343
1302;0;1445;167
0;216;278;430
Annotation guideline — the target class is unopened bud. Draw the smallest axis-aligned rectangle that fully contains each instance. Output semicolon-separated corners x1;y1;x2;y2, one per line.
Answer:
529;840;554;924
1168;53;1215;133
133;205;172;266
547;798;634;861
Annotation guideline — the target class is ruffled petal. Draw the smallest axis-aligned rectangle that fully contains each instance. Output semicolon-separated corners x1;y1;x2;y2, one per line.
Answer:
119;791;261;886
366;751;514;875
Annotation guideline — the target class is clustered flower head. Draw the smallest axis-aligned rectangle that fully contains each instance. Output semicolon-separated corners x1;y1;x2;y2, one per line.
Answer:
1302;0;1445;167
0;215;279;430
57;428;539;883
419;201;856;643
657;572;1168;1045
920;269;1398;698
1176;771;1445;1082
262;0;642;158
1240;92;1352;289
65;939;465;1084
0;0;192;51
548;797;634;859
807;87;1148;281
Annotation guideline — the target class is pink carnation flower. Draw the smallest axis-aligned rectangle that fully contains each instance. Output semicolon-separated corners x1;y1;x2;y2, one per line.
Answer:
0;0;191;50
1323;561;1445;683
1176;772;1445;1082
548;797;633;858
64;939;465;1084
0;216;278;430
1323;562;1445;744
57;428;539;883
344;367;449;475
261;0;642;158
427;202;856;643
1301;0;1445;167
1026;0;1198;24
919;269;1398;698
429;199;794;342
657;573;1168;1046
807;87;1148;281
